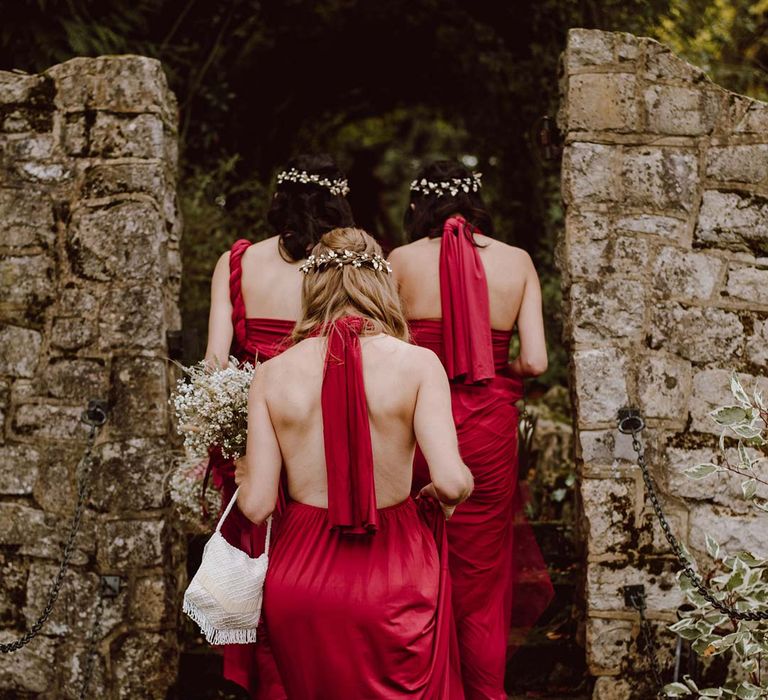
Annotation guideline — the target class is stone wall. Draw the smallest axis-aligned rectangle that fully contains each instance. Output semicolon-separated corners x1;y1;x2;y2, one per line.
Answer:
0;58;182;698
559;29;768;699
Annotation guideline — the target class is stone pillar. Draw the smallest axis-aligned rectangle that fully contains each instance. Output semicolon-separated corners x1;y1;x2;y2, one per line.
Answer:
0;57;182;698
559;29;768;699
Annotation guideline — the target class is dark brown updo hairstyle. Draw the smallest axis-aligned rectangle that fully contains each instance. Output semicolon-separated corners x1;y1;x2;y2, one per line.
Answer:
267;154;355;261
404;159;494;240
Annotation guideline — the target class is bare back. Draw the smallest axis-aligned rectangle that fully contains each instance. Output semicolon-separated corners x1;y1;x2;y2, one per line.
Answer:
262;334;427;508
389;232;548;376
240;236;303;319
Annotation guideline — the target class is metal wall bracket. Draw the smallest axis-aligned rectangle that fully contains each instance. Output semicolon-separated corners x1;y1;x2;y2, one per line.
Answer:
100;575;122;598
623;584;646;609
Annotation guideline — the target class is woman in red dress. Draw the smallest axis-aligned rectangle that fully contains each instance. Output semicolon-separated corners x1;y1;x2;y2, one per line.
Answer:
388;161;554;699
203;154;354;698
237;228;474;699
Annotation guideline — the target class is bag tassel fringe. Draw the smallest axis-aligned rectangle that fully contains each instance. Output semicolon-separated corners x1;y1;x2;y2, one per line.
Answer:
183;596;259;645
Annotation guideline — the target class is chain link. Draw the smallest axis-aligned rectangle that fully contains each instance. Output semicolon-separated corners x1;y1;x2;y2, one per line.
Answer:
0;402;107;655
628;590;667;697
626;423;768;622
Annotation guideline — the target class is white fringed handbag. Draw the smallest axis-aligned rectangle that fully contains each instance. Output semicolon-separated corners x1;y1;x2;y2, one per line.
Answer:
183;486;271;645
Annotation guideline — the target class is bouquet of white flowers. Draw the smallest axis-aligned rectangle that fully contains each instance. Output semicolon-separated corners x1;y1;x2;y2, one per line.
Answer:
171;357;256;460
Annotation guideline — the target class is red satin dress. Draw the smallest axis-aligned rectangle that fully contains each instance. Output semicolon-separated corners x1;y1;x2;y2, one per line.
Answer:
409;217;554;700
209;238;292;698
263;317;464;699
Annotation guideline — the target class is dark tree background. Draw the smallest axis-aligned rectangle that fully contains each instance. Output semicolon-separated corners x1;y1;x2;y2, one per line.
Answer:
2;0;765;387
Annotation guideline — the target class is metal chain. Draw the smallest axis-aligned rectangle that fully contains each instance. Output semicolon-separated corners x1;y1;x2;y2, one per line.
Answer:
0;402;107;654
627;589;667;697
621;413;768;622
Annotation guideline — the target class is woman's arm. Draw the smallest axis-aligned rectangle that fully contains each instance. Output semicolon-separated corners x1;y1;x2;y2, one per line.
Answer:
510;253;548;377
204;251;234;367
413;350;473;515
237;364;282;524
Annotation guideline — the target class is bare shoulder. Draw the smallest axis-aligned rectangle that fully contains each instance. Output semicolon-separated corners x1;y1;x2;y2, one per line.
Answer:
480;237;534;270
243;235;280;262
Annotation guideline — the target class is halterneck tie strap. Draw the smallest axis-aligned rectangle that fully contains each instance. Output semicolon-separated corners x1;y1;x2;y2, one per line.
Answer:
320;316;379;535
439;216;494;383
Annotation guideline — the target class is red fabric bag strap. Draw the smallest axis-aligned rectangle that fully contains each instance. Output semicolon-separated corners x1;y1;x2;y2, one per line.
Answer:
439;215;495;383
229;239;252;353
319;316;379;535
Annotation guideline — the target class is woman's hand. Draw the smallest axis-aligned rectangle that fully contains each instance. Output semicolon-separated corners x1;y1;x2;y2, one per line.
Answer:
234;456;247;486
419;482;457;521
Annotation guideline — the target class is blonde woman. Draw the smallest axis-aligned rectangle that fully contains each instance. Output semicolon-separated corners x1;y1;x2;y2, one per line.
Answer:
238;228;473;698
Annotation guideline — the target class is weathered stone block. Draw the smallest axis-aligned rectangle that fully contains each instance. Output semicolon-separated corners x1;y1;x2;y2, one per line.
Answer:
644;44;707;82
586;617;633;675
706;144;768;184
651;246;723;302
0;255;54;320
89;112;165;159
11;403;85;441
97;519;165;570
615;214;687;245
0;502;47;545
570;278;645;342
0;325;42;377
83;160;164;198
1;133;55;163
689;504;767;557
0;629;56;693
746;317;768;367
644;85;718;135
587;559;684;612
579;429;640;467
99;284;165;351
91;438;169;512
42;358;108;402
637;353;692;422
568;73;638;131
24;561;124;637
732;98;768;133
690;369;768;435
582;478;636;555
54;640;108;700
573;348;629;425
621;147;698;212
0;187;55;250
109;358;168;437
0;549;29;628
0;443;40;494
47;56;176;123
695;190;768;256
15;160;72;184
111;631;178;700
562;143;622;204
67;201;165;282
565;29;616;71
650;303;743;363
724;263;768;306
130;575;169;626
51;287;99;351
592;676;636;700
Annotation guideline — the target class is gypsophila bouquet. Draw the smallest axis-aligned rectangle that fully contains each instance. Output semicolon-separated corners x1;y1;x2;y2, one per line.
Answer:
171;357;256;460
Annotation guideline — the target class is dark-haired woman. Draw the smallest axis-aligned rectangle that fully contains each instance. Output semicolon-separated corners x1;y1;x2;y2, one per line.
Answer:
388;160;554;699
204;154;354;699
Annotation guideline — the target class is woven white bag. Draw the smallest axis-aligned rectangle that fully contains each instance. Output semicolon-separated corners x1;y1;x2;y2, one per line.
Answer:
183;486;271;645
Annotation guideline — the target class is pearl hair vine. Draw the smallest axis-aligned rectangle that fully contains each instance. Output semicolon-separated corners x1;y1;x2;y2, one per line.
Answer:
276;168;350;197
299;249;392;275
409;172;482;197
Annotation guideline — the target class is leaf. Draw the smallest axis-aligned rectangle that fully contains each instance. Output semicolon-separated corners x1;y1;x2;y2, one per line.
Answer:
754;387;766;411
705;533;721;560
734;682;762;700
663;682;693;697
699;689;724;697
685;463;720;479
731;374;751;408
741;479;757;500
737;441;751;470
711;405;748;426
731;424;763;439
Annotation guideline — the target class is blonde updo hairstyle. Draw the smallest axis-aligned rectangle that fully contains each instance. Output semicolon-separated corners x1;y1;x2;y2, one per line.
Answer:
292;228;408;343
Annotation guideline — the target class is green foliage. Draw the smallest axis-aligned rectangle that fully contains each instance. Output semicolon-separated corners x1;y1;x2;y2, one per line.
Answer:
664;375;768;698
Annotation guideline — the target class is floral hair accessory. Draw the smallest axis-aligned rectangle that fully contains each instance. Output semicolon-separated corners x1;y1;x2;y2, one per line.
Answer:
409;172;482;198
299;249;392;274
276;168;350;197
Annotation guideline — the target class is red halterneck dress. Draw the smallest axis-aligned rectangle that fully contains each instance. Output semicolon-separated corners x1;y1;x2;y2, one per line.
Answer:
409;216;554;700
263;317;464;699
209;238;292;699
